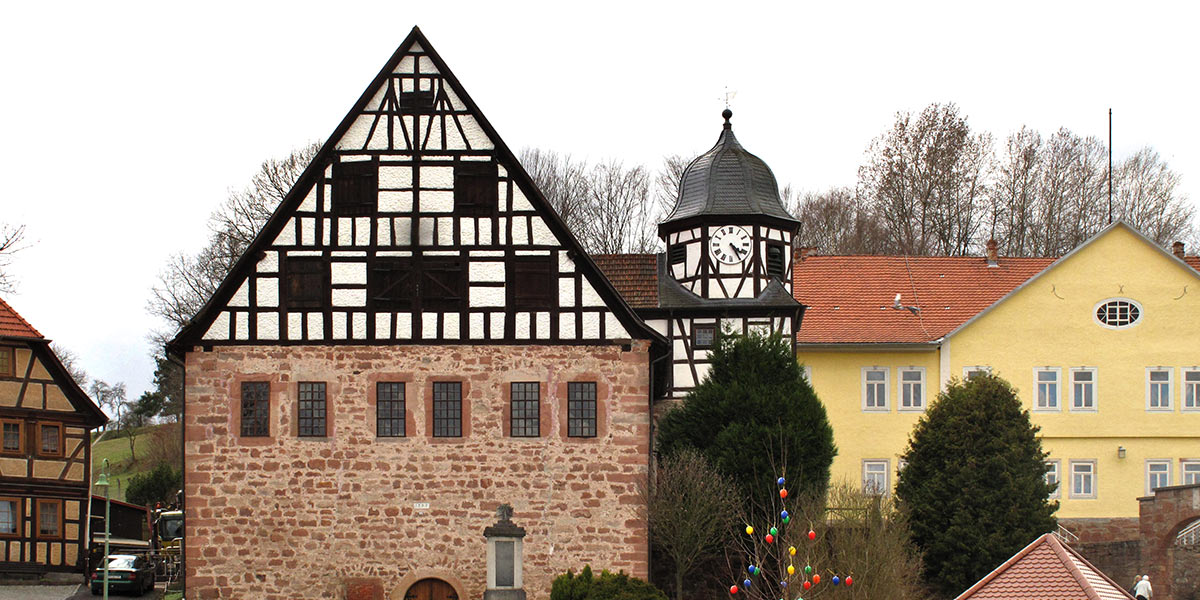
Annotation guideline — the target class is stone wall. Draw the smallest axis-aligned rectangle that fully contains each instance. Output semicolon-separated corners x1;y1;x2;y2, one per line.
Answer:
1061;518;1142;544
183;342;652;600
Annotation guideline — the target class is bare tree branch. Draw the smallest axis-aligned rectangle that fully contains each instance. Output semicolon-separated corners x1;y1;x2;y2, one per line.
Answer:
0;223;29;293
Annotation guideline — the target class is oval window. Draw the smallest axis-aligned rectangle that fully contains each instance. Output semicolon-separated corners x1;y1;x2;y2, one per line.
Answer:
1094;298;1142;328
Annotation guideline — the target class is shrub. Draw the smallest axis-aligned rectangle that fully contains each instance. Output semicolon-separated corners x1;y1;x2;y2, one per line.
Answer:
551;566;667;600
126;463;182;508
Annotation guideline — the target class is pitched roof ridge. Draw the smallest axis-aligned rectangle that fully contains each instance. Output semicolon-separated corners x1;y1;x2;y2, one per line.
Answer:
1048;534;1102;600
954;533;1054;600
1055;535;1137;600
0;296;44;339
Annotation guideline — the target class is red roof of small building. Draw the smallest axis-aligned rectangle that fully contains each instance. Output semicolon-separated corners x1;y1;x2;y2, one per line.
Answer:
955;533;1133;600
793;254;1055;344
0;296;42;339
593;254;659;309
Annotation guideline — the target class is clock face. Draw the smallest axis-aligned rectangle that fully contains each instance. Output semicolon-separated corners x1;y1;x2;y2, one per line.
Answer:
710;226;752;265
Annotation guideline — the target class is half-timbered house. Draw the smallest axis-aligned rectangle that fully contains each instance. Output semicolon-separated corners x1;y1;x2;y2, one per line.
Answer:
595;109;804;400
0;297;107;576
168;27;668;600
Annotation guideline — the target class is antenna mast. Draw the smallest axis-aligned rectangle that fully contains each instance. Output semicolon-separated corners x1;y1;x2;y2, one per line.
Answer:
1108;108;1113;224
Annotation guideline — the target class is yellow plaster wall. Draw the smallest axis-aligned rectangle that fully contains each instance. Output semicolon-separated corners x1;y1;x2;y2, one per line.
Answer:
798;349;939;491
0;381;22;408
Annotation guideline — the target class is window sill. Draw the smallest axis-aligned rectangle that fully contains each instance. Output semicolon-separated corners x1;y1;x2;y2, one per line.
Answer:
862;407;890;413
898;407;925;413
1032;407;1062;413
1068;408;1099;413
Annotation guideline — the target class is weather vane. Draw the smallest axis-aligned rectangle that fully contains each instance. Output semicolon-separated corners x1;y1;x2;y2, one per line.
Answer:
721;87;737;109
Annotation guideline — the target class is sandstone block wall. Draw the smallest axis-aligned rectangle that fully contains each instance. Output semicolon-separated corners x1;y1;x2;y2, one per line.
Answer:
183;342;652;600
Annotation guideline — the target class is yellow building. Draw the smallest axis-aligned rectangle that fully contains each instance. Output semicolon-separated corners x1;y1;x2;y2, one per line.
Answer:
793;222;1200;538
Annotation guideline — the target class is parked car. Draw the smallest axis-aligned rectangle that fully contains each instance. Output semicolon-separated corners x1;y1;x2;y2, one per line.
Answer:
90;554;156;595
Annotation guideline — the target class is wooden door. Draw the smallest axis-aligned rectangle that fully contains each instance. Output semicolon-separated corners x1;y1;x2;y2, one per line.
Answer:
405;578;457;600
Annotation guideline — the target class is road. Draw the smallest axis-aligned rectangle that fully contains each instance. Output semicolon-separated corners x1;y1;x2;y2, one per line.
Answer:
0;582;164;599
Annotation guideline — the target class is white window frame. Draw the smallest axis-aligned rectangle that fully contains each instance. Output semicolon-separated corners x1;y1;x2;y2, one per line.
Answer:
962;366;992;380
1033;368;1062;412
1045;459;1061;499
1146;368;1174;411
1146;459;1172;495
1093;297;1143;329
1069;460;1097;499
862;459;889;495
862;367;889;412
898;367;926;412
1182;460;1200;486
1183;368;1200;412
1069;367;1098;412
801;365;813;384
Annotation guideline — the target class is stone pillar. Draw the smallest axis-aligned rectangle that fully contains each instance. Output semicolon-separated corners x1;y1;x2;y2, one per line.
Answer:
484;504;526;600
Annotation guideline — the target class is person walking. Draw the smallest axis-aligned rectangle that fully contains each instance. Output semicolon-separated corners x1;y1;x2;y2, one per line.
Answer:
1131;575;1140;597
1134;575;1153;600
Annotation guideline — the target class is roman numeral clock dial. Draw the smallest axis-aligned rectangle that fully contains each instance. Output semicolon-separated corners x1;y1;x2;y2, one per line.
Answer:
710;226;752;265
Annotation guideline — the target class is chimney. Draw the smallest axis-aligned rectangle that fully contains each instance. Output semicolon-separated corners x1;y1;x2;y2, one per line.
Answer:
796;247;816;262
985;239;999;267
1172;241;1185;259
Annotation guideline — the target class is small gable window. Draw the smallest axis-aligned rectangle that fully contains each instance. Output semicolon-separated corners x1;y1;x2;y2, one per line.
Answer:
1094;298;1141;328
399;88;436;113
284;257;329;310
369;258;415;311
693;324;716;350
766;244;786;280
509;257;555;310
332;160;378;216
421;258;466;312
454;162;498;216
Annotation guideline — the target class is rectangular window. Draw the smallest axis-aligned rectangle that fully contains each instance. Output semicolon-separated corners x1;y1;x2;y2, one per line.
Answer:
284;256;328;310
1070;460;1096;499
454;162;498;216
1184;369;1200;411
510;382;540;438
433;382;463;438
693;324;716;350
298;382;327;437
36;499;61;538
399;88;436;113
240;382;270;437
963;366;991;380
1035;368;1060;411
1;420;21;454
1183;460;1200;486
668;244;687;266
1046;460;1061;499
39;424;61;457
369;258;414;311
1147;460;1171;494
862;368;888;411
899;368;925;411
1071;368;1097;411
862;460;889;495
1147;368;1173;411
331;160;378;216
567;382;597;438
0;498;17;536
766;244;786;280
376;382;405;438
421;258;466;312
0;346;12;376
509;257;555;310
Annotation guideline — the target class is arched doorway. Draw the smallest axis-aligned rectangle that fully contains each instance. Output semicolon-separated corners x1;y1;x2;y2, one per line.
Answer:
405;578;458;600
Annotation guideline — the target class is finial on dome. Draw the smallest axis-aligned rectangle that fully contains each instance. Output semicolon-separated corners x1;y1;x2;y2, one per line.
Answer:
722;108;733;129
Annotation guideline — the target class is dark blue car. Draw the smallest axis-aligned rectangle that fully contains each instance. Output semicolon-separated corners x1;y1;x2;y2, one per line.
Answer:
90;554;156;596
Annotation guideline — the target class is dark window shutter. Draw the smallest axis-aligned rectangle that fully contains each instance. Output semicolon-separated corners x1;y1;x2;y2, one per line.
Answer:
421;258;465;311
285;257;328;310
766;244;786;280
509;257;554;310
669;245;687;265
399;89;436;113
332;160;378;216
454;162;498;216
370;258;415;311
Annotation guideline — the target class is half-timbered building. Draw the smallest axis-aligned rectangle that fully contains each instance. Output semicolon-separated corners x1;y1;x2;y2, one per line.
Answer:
0;297;107;576
168;28;667;600
595;109;804;400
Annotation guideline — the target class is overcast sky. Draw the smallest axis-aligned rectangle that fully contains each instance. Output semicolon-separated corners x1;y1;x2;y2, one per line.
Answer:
2;0;1196;405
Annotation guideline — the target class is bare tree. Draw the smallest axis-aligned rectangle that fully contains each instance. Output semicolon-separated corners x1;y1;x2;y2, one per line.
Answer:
518;148;592;237
0;223;28;293
49;342;89;388
858;103;992;256
791;187;890;255
148;142;320;343
1113;147;1194;246
645;448;741;600
88;379;127;431
655;154;691;217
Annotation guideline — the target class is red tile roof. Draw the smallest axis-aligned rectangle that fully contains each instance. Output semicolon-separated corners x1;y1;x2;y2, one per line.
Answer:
955;533;1133;600
0;296;42;339
592;254;659;309
794;254;1055;344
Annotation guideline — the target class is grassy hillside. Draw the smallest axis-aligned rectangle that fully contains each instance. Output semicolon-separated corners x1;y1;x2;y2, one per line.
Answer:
90;422;180;504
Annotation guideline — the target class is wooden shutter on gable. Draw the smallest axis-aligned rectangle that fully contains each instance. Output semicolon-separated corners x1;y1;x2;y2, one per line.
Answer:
370;258;415;311
284;256;328;310
421;257;465;311
509;257;555;310
453;161;498;216
332;160;378;216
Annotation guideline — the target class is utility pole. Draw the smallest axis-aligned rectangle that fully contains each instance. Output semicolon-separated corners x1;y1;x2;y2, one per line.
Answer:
1108;109;1113;224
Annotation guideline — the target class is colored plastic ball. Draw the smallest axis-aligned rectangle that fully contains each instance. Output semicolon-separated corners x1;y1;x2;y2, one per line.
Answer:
746;525;754;535
833;576;841;586
787;565;795;575
748;565;756;575
807;530;816;540
783;516;790;524
777;476;786;485
730;586;739;595
781;510;789;520
780;488;788;499
802;581;811;591
780;581;788;588
769;527;778;536
765;534;774;544
845;577;853;587
744;579;752;588
813;575;821;585
804;565;812;575
788;546;796;556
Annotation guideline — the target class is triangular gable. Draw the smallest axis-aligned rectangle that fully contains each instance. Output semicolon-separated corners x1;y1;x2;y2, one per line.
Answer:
955;533;1134;600
944;220;1200;342
169;27;664;354
29;341;108;427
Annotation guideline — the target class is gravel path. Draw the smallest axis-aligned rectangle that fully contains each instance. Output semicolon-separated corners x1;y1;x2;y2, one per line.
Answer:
0;584;82;600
